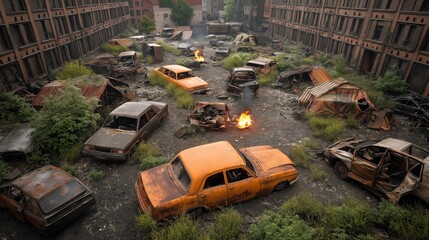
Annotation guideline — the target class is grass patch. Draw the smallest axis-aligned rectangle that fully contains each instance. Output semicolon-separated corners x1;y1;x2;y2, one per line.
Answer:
375;70;408;96
0;159;12;180
136;213;156;235
89;170;105;181
56;62;93;80
345;115;360;129
175;90;194;109
101;44;129;55
303;138;318;150
310;165;327;181
155;40;181;55
207;208;243;240
175;58;192;67
300;57;314;65
223;52;256;70
140;156;169;170
290;145;310;168
145;55;154;64
148;70;167;86
61;163;77;176
62;142;83;164
281;192;326;224
307;115;345;141
257;70;278;86
130;142;161;162
152;215;199;240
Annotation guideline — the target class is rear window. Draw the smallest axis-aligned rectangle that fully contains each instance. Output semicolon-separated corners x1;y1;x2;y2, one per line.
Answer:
171;157;191;191
245;62;264;68
38;180;86;214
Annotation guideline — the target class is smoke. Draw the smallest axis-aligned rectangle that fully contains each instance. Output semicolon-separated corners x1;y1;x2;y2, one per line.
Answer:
238;87;254;112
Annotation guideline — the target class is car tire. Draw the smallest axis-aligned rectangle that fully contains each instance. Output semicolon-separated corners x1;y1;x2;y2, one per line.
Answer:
334;161;348;180
186;207;204;218
274;181;288;191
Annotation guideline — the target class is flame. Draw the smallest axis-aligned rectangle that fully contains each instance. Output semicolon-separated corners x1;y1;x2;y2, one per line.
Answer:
236;111;252;129
194;49;205;62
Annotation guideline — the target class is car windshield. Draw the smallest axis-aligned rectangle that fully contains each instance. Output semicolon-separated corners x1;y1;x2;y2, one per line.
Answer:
104;115;137;131
237;149;256;174
177;71;195;80
38;180;86;214
171;157;191;191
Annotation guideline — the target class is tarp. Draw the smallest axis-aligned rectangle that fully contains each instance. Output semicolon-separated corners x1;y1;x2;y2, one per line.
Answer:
0;123;34;159
299;78;392;130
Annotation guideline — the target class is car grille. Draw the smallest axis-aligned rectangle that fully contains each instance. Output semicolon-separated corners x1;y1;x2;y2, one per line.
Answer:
94;147;111;153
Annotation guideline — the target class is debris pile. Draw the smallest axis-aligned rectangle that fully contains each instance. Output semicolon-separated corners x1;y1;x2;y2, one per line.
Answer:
189;102;229;129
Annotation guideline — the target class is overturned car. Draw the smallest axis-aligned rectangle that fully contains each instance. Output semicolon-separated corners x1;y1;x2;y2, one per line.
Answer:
321;138;429;204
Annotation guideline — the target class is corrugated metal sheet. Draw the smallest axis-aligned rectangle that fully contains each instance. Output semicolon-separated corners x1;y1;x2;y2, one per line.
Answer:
108;39;133;47
298;78;347;105
309;67;331;85
182;31;193;40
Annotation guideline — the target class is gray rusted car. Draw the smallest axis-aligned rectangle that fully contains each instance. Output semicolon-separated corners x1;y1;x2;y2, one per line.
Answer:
83;101;168;161
227;67;259;96
0;165;95;235
321;138;429;204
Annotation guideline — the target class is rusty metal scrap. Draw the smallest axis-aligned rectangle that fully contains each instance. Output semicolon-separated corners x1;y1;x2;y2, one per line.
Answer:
189;102;230;129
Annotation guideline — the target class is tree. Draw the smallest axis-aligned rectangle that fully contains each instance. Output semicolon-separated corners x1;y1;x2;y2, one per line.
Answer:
139;15;156;34
171;0;193;26
0;88;35;124
224;0;237;22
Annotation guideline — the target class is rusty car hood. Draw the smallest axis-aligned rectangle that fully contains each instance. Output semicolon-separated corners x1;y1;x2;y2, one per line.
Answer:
241;146;295;173
84;128;135;150
140;164;184;207
178;77;208;91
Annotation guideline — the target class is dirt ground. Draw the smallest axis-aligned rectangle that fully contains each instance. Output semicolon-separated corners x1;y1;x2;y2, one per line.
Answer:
1;43;428;240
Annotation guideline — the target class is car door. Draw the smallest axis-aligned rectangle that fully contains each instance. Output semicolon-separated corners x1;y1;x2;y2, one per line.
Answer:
144;108;158;135
350;147;383;186
226;167;260;204
0;186;25;222
197;172;228;209
136;113;150;141
22;195;45;232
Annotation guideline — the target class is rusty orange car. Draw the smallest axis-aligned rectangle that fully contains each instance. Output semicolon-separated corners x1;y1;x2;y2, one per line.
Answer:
135;141;298;220
155;65;209;93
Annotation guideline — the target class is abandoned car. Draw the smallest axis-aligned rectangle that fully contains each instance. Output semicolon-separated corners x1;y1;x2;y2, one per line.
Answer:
237;46;255;53
244;57;277;74
135;141;298;220
214;47;231;59
392;94;429;126
321;138;429;204
83;101;168;161
227;67;259;96
155;65;209;93
0;165;95;235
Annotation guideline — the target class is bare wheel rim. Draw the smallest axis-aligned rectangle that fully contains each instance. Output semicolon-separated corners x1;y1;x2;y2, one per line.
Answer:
334;161;348;179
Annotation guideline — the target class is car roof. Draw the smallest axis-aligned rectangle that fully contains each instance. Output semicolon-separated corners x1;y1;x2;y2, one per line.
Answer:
12;165;76;199
179;141;245;181
118;51;136;57
110;101;152;118
232;67;255;72
247;57;274;64
374;138;412;151
162;65;192;73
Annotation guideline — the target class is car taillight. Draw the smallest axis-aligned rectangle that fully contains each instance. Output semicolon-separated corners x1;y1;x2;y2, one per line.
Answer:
85;145;95;150
111;149;123;154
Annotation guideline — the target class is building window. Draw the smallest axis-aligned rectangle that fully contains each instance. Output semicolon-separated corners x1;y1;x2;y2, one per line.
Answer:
69;15;82;32
65;0;77;7
0;26;12;52
164;13;169;19
421;30;429;52
37;20;55;40
336;16;346;33
339;0;352;8
374;0;399;10
348;18;362;37
402;0;429;11
383;56;409;77
11;23;36;47
392;24;423;51
3;0;26;13
30;0;47;10
0;63;23;91
408;63;429;94
50;0;63;9
23;54;44;79
54;17;69;36
367;20;390;42
353;0;368;9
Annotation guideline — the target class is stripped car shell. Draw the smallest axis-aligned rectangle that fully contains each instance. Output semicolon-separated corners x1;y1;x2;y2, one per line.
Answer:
0;165;95;235
83;101;168;161
155;65;209;93
321;138;429;204
135;141;298;220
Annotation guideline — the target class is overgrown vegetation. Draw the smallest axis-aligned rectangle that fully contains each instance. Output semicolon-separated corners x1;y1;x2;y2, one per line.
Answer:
310;165;327;181
148;70;194;109
155;40;181;55
207;208;243;240
223;0;237;22
138;15;156;34
257;70;278;86
0;159;12;180
130;143;169;170
55;62;93;80
306;114;345;141
135;213;157;234
290;145;310;168
170;0;194;26
152;215;199;240
375;70;408;96
0;88;35;124
101;44;129;56
30;84;100;167
89;170;105;181
175;58;192;67
222;52;256;70
120;26;137;38
61;163;77;176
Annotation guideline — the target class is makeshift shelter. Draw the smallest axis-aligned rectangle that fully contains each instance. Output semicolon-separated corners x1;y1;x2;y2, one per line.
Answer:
299;78;392;130
277;66;331;87
0;123;34;161
32;75;124;109
169;26;193;41
107;39;133;47
142;43;164;63
234;33;257;45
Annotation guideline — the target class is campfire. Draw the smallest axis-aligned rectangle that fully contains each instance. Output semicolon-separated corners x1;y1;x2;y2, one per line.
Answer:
194;49;206;63
235;111;252;129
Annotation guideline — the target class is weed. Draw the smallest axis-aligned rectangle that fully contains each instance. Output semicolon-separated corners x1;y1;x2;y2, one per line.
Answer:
136;213;156;234
310;165;327;181
281;192;326;224
62;142;83;164
375;70;408;96
130;143;161;163
301;57;314;65
174;89;194;109
208;208;243;240
290;145;309;168
101;44;129;55
272;54;296;71
303;138;318;150
152;215;199;240
89;170;105;181
333;55;349;75
140;156;169;171
148;70;167;86
61;163;77;176
145;55;154;64
155;40;181;55
307;115;345;141
0;89;35;124
56;62;93;80
166;83;178;95
176;58;192;66
345;115;360;129
223;53;256;70
0;159;12;180
257;70;278;86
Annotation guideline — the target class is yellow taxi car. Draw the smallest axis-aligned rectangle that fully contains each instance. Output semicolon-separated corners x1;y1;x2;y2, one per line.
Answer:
154;65;209;93
135;141;298;220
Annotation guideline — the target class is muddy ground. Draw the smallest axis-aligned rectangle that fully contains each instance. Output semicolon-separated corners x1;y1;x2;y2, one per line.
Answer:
1;43;428;240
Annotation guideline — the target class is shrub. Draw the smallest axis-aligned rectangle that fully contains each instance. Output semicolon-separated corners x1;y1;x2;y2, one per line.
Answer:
140;156;169;170
301;57;314;65
136;213;156;234
56;62;93;80
303;138;318;150
333;55;349;75
375;70;408;96
152;215;199;240
89;170;105;181
62;142;83;164
310;165;327;181
0;159;12;180
155;40;181;55
148;70;167;86
257;70;278;86
175;58;192;67
175;90;194;109
28;151;52;168
272;54;296;72
345;115;360;129
120;26;137;38
101;44;129;55
208;208;243;240
307;115;345;141
290;145;309;168
145;55;154;65
130;142;161;163
0;89;35;124
223;53;255;70
281;192;326;224
61;163;77;176
30;84;100;165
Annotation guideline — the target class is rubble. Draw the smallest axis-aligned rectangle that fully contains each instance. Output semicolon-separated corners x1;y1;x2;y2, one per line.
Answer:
188;102;230;129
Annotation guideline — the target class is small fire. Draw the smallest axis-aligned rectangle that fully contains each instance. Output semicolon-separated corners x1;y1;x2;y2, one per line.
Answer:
194;49;205;62
235;111;252;129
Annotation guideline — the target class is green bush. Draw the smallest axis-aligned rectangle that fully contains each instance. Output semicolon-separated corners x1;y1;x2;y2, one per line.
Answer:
120;26;137;38
61;163;77;176
290;145;310;168
101;44;129;55
301;57;314;65
345;115;360;129
89;170;105;181
281;192;326;224
62;142;83;164
152;215;199;240
310;165;327;181
30;84;100;165
257;70;278;86
0;159;12;180
223;52;256;70
175;58;192;67
130;142;161;164
56;62;93;80
208;208;243;240
375;70;408;96
272;54;296;72
307;115;345;141
175;90;194;109
136;213;156;234
303;138;318;150
333;55;349;75
28;151;52;168
0;89;35;124
140;156;169;170
145;55;154;64
148;70;167;86
155;40;181;55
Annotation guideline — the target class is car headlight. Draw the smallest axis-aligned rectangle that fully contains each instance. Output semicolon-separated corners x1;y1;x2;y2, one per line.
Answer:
111;149;123;154
84;145;95;150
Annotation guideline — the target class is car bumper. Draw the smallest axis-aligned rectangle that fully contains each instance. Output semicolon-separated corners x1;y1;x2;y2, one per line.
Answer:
82;149;129;161
190;88;210;94
289;176;298;185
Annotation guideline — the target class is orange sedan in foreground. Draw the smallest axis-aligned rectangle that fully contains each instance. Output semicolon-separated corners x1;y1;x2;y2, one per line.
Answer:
135;141;298;220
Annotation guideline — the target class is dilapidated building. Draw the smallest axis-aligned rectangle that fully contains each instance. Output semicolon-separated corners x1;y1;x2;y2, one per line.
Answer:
268;0;429;95
0;0;130;92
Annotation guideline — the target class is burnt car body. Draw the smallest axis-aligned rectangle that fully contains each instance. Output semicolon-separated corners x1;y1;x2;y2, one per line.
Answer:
392;94;429;126
215;47;231;59
237;46;255;53
0;165;95;235
83;101;168;161
135;141;298;220
227;67;259;96
321;138;429;204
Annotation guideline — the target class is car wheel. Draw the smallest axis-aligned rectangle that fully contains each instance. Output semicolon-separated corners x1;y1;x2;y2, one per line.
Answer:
334;161;348;179
274;181;288;191
186;207;204;219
